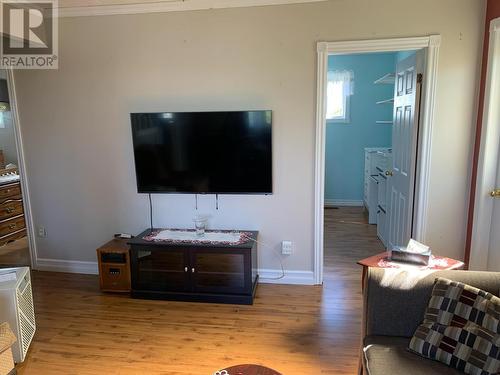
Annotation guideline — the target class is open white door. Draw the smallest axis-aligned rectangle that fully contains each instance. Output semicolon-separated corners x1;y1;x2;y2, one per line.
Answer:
486;156;500;270
470;18;500;271
387;52;424;249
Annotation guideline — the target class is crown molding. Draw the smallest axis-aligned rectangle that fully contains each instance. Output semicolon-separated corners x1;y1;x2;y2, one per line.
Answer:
319;35;440;54
58;0;328;18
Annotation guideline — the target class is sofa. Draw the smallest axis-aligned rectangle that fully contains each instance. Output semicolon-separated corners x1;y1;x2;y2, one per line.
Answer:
360;268;500;375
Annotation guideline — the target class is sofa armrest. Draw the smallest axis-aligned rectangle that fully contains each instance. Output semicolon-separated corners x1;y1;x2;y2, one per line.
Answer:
0;323;16;354
363;268;500;338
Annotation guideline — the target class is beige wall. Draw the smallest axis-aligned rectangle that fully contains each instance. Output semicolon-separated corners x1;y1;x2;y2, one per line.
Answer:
13;0;485;276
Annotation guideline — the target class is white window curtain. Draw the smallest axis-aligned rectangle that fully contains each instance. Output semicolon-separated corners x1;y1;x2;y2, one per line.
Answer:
326;70;354;121
328;70;354;96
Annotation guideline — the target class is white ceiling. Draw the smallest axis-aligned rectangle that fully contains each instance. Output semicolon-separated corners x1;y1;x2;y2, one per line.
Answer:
52;0;328;17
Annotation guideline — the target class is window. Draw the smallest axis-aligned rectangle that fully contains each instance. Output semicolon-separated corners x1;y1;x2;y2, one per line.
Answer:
326;70;354;123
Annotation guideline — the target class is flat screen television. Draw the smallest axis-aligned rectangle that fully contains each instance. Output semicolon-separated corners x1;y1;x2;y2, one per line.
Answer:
130;110;272;194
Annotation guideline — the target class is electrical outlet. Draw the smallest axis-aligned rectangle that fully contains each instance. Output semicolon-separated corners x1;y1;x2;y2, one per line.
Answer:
281;240;292;255
37;226;47;238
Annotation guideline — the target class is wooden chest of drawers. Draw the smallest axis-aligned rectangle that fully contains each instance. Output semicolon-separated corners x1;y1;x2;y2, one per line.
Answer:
0;182;26;247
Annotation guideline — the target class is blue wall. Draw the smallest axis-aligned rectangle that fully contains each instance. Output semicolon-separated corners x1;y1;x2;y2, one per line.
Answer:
325;53;395;202
396;50;417;62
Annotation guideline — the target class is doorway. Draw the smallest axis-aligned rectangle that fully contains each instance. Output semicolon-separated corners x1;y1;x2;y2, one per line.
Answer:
468;17;500;271
0;69;35;268
314;36;441;284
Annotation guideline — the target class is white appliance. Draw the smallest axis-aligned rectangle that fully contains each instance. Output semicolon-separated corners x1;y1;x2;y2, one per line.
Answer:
0;267;35;363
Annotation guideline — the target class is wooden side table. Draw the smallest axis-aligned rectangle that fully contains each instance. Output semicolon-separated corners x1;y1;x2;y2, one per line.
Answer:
357;251;465;289
96;238;131;292
218;364;282;375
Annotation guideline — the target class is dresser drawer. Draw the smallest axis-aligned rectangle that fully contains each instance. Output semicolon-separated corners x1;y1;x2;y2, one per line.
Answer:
0;228;26;247
0;199;23;221
0;215;25;237
0;183;21;201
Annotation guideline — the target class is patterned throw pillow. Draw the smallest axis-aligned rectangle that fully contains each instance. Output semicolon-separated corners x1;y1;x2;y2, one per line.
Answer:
409;278;500;375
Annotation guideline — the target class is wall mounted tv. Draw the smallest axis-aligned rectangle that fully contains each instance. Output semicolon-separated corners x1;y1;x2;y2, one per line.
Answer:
130;111;272;194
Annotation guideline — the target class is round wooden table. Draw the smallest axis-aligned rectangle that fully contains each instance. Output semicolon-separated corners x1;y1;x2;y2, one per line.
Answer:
217;364;282;375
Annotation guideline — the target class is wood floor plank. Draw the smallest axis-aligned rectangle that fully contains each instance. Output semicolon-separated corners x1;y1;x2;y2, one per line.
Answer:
15;207;382;374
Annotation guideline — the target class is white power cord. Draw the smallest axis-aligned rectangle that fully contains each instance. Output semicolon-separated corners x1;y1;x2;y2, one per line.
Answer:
242;234;285;280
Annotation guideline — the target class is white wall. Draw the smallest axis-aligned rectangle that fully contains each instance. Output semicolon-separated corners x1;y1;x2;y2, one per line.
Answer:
12;0;485;278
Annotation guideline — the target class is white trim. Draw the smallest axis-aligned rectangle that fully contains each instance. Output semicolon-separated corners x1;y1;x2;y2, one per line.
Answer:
412;35;440;243
6;69;38;270
314;35;441;285
469;18;500;270
319;36;438;55
58;0;327;17
36;258;99;275
314;41;328;286
31;259;314;285
324;199;364;207
258;269;315;285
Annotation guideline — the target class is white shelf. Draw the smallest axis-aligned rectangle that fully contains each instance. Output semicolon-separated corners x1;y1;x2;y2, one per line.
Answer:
375;120;393;124
374;73;395;85
376;98;394;105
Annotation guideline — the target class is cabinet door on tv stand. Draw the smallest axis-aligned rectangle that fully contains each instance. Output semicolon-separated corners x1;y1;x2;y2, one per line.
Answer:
131;246;190;292
190;247;251;295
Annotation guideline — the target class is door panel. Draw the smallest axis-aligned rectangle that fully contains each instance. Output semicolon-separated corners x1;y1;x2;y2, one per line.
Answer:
387;52;423;250
469;18;500;271
131;247;189;292
191;248;250;295
487;150;500;270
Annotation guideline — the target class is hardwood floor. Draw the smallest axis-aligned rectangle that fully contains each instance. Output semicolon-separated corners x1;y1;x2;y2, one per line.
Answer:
16;207;383;374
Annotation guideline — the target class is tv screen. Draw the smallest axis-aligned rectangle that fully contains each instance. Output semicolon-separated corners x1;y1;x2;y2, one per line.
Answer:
130;111;272;194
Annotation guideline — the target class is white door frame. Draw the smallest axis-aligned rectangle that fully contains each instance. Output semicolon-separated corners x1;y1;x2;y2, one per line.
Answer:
469;18;500;270
313;35;441;284
5;69;38;268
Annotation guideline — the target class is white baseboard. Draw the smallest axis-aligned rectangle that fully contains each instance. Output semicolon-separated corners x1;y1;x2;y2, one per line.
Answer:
35;258;99;275
33;259;315;285
324;199;364;207
258;268;315;285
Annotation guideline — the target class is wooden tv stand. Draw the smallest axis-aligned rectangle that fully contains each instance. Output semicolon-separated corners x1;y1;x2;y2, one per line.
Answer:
128;229;259;305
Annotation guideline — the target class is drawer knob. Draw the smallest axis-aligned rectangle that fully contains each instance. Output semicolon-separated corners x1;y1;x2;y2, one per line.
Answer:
4;208;13;214
184;266;188;272
191;268;195;273
8;224;16;229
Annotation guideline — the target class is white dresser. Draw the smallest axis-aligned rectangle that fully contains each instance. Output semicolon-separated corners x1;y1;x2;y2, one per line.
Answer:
364;148;392;246
364;148;391;210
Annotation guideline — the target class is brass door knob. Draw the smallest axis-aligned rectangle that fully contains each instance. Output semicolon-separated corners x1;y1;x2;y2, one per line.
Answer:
490;189;500;198
385;170;393;176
